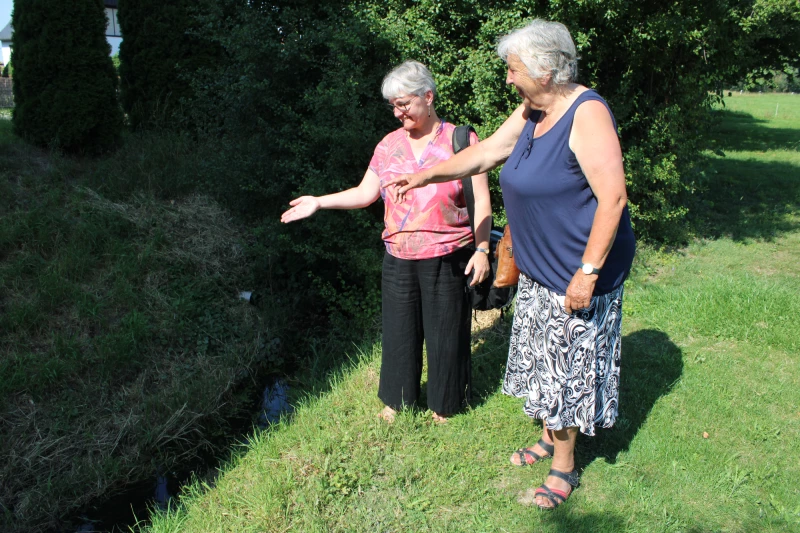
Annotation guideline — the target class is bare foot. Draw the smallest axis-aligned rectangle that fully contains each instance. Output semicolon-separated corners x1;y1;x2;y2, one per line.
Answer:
431;412;449;424
378;406;396;424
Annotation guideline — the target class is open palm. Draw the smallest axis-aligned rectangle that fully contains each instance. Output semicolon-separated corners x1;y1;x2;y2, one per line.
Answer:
281;196;320;223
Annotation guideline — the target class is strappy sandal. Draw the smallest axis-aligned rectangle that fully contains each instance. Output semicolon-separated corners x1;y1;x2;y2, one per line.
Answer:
510;438;555;466
534;468;580;510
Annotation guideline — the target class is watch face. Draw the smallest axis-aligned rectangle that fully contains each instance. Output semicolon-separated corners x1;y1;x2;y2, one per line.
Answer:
582;263;593;275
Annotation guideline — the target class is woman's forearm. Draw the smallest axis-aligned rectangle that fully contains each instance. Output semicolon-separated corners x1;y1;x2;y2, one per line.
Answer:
419;143;499;185
317;170;381;210
317;186;377;210
473;190;492;249
415;106;529;186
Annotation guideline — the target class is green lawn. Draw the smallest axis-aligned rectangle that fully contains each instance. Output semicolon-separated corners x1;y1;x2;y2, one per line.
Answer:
143;95;800;533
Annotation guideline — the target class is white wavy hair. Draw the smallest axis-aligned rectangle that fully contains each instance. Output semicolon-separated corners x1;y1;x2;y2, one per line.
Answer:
497;19;579;86
381;60;437;100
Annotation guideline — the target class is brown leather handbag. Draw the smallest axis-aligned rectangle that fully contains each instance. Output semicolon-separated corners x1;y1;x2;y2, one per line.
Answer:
492;225;520;288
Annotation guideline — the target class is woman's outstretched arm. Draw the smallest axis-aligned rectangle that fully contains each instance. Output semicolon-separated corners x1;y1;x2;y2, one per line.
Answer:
281;169;381;223
383;105;529;199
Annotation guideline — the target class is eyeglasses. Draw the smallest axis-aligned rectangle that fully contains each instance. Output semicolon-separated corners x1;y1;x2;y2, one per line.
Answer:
385;95;419;113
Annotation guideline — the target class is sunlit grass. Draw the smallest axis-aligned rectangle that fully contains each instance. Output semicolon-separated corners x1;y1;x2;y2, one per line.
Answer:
140;94;800;531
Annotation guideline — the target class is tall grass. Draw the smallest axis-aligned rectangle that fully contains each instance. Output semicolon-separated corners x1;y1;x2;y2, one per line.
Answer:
0;117;281;532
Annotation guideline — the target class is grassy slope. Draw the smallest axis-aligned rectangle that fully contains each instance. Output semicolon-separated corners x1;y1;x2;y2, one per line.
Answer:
139;93;797;532
0;113;278;532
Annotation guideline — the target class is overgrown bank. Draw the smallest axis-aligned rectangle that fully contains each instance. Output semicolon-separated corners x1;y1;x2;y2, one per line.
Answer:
0;115;291;531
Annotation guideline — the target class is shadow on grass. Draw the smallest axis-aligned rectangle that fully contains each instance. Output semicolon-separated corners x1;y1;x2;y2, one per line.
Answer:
539;509;627;533
691;111;800;242
468;310;514;408
465;323;683;467
579;329;682;466
711;109;800;152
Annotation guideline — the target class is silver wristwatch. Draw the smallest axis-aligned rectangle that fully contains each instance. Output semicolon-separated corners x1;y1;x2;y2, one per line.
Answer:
581;263;600;275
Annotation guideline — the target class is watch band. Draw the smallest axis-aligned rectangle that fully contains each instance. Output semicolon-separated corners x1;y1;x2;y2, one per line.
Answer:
475;247;490;255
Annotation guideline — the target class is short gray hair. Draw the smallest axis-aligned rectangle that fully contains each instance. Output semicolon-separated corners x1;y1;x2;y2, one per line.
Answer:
381;60;437;100
497;19;579;86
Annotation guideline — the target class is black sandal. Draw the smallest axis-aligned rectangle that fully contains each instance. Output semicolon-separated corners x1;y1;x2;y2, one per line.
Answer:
510;438;555;466
534;468;580;510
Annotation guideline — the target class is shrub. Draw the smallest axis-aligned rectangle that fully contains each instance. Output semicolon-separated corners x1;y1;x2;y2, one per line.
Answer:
11;0;122;154
180;0;800;324
180;0;799;324
186;0;395;325
353;0;799;241
117;0;219;129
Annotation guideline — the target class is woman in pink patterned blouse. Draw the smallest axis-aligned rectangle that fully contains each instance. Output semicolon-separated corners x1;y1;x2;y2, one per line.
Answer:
281;61;492;423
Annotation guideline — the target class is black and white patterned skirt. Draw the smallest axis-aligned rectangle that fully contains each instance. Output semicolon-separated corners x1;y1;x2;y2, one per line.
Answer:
502;273;624;436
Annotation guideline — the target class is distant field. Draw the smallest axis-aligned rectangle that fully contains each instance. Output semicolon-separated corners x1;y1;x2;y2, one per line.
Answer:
721;92;800;122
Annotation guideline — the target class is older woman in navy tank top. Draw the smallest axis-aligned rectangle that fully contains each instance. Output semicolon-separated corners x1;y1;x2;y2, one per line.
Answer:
384;19;636;509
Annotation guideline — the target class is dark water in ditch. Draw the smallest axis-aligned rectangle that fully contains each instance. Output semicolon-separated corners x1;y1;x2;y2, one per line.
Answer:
57;379;292;533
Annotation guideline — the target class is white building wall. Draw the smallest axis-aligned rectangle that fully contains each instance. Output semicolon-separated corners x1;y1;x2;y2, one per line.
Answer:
105;7;121;55
105;8;120;38
1;45;10;67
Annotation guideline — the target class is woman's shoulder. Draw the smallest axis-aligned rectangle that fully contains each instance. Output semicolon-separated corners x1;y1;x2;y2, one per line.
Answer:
374;127;406;150
383;127;407;142
573;88;616;128
573;87;612;109
438;121;480;147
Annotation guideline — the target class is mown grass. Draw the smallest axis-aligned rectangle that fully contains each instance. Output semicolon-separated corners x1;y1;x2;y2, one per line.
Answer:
141;93;800;533
0;118;282;532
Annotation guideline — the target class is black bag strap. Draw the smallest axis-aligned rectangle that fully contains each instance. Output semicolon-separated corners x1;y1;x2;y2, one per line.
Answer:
452;125;477;236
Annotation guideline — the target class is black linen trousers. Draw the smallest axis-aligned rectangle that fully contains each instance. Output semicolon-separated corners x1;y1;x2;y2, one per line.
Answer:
378;248;472;415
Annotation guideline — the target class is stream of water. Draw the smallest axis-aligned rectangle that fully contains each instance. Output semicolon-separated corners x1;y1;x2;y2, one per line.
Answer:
60;379;292;533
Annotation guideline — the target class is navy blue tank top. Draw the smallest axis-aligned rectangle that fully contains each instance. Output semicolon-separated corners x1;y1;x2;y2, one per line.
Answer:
499;90;636;295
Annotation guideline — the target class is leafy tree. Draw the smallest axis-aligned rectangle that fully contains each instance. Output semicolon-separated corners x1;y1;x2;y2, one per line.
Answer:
184;0;799;321
117;0;218;129
353;0;800;239
186;0;395;323
11;0;121;153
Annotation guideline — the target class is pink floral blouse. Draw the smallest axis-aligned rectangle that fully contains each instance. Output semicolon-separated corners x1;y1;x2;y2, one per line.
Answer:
369;122;478;260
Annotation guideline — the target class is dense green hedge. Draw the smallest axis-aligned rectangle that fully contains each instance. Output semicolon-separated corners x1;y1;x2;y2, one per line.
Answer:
180;0;798;322
185;0;396;324
11;0;121;153
117;0;219;129
354;0;800;239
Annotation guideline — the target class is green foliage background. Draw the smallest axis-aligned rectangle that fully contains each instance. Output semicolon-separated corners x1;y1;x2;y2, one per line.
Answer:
116;0;218;129
183;0;397;325
10;0;121;153
179;0;799;323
